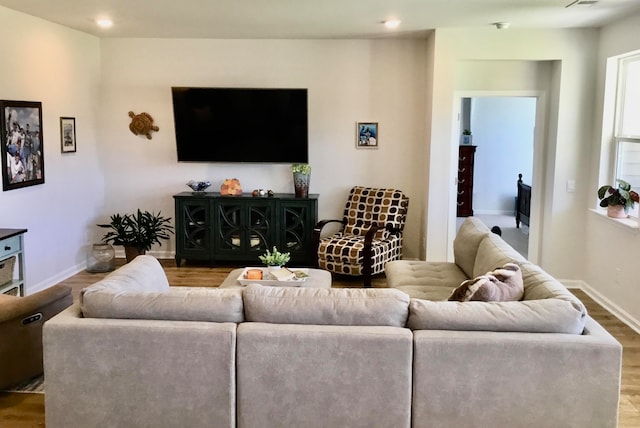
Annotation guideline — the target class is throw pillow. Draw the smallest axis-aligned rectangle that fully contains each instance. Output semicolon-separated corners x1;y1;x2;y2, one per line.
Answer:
448;262;523;302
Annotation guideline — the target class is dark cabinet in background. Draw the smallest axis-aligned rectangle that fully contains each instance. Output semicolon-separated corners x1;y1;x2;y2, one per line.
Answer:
457;145;476;217
174;193;318;267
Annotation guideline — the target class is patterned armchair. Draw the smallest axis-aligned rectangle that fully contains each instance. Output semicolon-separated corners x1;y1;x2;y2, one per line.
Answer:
313;186;409;288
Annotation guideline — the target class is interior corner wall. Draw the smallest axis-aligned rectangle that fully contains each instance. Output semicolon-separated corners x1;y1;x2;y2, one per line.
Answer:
0;7;102;293
97;38;428;260
584;10;640;325
427;28;597;280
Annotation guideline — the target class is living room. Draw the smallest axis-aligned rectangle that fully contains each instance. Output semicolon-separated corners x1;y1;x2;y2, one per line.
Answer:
1;1;640;426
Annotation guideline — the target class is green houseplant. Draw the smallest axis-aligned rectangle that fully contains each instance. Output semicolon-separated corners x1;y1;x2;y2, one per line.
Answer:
290;163;312;175
258;246;290;267
98;209;174;262
597;179;639;218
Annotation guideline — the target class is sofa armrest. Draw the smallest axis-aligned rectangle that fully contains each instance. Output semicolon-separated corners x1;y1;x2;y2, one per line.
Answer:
411;315;621;428
43;303;237;428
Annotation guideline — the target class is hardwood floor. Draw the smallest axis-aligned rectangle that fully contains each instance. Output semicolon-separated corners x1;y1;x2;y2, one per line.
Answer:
1;261;638;427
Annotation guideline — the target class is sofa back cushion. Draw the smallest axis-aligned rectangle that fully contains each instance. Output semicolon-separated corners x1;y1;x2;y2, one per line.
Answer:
407;298;586;334
84;255;170;293
81;287;245;322
520;262;587;314
453;217;491;277
242;284;410;327
80;255;244;322
472;233;527;279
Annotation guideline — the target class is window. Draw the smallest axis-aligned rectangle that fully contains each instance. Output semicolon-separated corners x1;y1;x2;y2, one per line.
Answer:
613;53;640;218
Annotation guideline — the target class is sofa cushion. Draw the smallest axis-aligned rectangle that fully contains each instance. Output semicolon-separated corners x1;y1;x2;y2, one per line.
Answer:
394;285;457;301
80;255;244;322
81;286;245;322
81;255;171;294
242;283;410;327
473;233;527;279
449;263;523;302
407;298;585;334
385;260;467;290
453;217;491;278
520;262;587;316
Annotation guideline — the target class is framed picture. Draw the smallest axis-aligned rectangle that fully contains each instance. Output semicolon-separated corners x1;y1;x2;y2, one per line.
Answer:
1;100;45;191
60;117;76;153
356;122;378;149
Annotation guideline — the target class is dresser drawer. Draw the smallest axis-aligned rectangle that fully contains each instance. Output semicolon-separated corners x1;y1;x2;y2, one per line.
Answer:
0;235;21;259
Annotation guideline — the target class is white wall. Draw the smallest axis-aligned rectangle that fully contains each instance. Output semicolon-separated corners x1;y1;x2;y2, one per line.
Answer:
472;96;536;214
585;10;640;327
97;38;428;259
426;28;597;281
0;7;102;292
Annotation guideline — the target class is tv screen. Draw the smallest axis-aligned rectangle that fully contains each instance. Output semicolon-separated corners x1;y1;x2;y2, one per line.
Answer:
171;87;308;163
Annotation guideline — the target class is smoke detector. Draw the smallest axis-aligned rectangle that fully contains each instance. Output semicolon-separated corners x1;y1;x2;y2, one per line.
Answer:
493;22;510;29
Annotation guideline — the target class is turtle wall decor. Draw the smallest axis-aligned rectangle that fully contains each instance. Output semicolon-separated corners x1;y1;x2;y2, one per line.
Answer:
128;111;159;139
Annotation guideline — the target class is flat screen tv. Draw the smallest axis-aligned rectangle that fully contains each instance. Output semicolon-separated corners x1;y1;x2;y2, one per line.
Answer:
171;87;308;163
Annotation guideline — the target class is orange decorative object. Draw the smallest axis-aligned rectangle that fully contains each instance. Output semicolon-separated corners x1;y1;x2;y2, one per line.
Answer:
220;178;242;196
245;269;263;280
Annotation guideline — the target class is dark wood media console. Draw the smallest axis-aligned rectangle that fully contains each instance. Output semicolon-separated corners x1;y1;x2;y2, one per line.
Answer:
174;192;318;267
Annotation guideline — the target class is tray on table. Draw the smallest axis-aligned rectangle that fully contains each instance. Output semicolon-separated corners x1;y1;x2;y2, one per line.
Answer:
237;267;309;287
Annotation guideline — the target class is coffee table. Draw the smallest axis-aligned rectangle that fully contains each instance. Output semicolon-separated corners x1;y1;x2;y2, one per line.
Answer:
219;267;332;289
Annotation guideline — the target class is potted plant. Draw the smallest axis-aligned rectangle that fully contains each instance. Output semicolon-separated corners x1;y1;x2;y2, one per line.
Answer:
597;179;639;218
98;209;174;262
461;129;472;145
291;163;311;198
258;246;290;271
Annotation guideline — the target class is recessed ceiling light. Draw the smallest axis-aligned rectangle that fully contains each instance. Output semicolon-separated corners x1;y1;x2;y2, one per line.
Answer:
383;19;402;29
96;18;113;29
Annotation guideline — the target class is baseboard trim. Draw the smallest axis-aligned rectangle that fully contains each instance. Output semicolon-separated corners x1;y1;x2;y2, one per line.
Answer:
562;278;640;335
27;250;174;295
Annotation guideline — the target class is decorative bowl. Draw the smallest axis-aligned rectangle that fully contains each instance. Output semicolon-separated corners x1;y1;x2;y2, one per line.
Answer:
187;180;211;192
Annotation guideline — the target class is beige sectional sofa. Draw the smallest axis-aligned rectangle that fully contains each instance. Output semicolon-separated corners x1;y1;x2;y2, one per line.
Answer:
44;224;622;428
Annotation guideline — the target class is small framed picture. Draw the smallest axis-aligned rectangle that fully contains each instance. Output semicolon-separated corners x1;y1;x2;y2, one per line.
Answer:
1;100;45;191
60;117;76;153
356;122;378;149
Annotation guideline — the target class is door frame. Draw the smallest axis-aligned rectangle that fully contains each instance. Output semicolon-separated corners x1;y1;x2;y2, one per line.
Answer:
449;90;547;264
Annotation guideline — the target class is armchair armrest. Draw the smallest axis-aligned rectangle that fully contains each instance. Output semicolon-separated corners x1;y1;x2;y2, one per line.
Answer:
312;219;345;267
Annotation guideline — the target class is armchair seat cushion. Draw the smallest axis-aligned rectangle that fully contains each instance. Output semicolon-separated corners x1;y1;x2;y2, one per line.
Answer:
318;235;402;276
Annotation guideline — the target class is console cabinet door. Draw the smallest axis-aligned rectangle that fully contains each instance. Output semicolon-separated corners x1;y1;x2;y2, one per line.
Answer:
213;198;274;261
278;198;318;265
174;197;212;265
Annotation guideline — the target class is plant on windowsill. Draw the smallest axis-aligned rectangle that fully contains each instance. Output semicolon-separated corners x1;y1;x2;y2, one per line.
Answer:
98;209;174;262
259;246;291;269
597;179;639;219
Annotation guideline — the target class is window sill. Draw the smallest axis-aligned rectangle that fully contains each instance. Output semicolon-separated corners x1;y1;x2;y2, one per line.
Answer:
589;208;639;231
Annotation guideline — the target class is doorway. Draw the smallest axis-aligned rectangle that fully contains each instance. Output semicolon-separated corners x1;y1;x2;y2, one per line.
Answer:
454;93;544;262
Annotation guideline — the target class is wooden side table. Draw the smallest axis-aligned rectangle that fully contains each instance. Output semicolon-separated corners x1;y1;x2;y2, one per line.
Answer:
0;228;27;296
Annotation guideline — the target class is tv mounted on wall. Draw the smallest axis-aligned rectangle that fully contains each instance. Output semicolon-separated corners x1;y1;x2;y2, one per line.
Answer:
171;87;308;163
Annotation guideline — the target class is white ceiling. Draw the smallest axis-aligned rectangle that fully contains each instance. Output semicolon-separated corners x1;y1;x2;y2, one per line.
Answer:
0;0;639;39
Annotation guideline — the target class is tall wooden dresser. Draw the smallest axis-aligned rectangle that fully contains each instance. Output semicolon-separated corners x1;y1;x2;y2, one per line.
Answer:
456;145;476;217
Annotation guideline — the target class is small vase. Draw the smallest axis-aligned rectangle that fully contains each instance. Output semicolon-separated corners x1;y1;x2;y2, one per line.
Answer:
293;172;310;198
267;265;283;274
607;205;627;219
86;243;116;273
